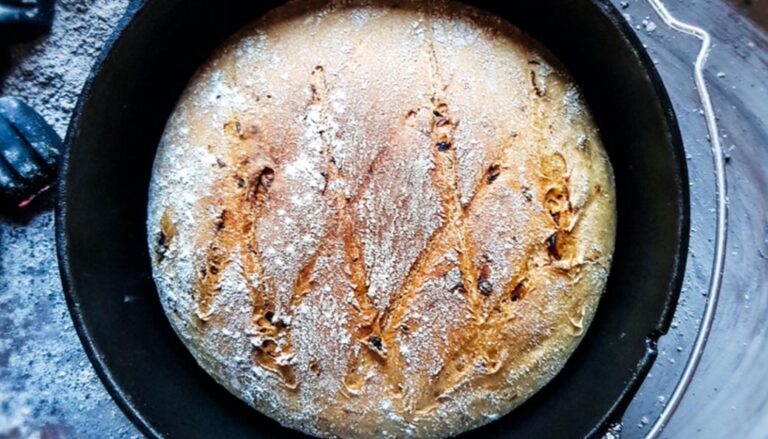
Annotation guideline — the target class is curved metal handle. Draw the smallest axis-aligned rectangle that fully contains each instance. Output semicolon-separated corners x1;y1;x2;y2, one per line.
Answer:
645;1;729;437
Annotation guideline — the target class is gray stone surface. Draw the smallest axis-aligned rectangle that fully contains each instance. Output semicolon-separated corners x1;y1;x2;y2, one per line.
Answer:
0;1;135;437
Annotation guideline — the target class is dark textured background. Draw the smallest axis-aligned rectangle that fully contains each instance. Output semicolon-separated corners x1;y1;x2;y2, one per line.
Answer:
0;0;766;437
728;0;768;30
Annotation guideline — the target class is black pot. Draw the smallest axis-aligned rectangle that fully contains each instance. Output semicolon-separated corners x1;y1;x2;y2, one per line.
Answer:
56;0;689;437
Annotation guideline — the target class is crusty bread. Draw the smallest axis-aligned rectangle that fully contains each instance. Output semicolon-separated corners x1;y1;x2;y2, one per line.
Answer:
147;0;616;437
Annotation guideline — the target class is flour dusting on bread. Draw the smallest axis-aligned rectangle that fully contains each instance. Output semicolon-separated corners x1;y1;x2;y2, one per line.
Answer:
147;1;616;437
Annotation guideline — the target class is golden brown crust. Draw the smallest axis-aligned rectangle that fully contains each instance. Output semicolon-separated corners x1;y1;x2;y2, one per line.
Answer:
147;1;616;437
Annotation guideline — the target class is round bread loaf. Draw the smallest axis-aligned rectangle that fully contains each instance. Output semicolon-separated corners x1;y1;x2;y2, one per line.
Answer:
147;0;616;437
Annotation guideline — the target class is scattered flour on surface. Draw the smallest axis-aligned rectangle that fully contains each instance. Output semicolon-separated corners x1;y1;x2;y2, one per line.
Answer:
1;0;139;437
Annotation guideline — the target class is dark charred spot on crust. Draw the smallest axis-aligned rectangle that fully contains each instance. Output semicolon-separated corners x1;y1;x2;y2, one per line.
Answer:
436;141;451;152
214;209;229;231
528;60;542;66
522;186;533;202
237;177;245;188
310;66;325;103
216;158;226;168
224;120;252;139
511;280;527;302
265;311;274;322
399;324;411;334
545;186;571;226
577;135;590;152
478;278;493;296
486;164;501;184
546;232;562;261
204;246;226;278
157;212;176;262
157;230;168;249
431;101;453;131
451;283;467;295
406;109;418;120
530;70;545;97
156;231;169;262
595;184;603;195
478;256;492;280
309;361;320;373
320;171;329;195
477;255;493;296
368;335;383;350
368;335;384;351
258;167;275;192
248;166;275;206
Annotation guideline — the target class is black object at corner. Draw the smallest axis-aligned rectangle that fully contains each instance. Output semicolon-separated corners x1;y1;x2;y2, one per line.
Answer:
56;0;689;438
0;96;60;204
0;0;54;42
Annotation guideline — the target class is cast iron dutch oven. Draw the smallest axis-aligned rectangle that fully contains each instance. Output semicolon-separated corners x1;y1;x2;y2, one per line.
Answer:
56;0;690;437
